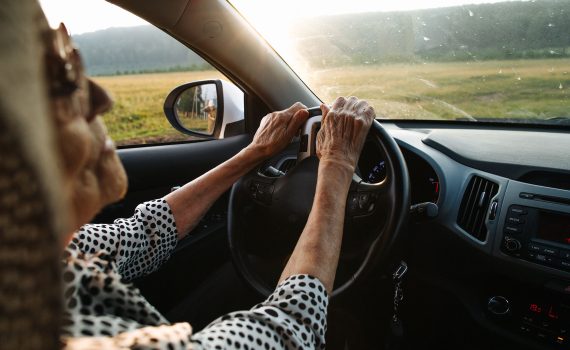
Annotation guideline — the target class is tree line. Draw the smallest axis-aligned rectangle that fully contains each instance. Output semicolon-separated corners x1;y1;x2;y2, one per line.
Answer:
292;0;570;66
74;0;570;75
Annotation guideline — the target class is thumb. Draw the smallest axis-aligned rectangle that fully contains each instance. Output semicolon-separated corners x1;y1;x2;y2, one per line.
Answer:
320;103;330;124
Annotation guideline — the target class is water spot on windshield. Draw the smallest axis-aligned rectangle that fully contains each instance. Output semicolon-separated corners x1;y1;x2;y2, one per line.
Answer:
423;37;430;41
468;10;474;17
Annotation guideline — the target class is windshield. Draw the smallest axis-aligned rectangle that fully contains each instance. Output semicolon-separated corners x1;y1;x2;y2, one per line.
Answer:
230;0;570;125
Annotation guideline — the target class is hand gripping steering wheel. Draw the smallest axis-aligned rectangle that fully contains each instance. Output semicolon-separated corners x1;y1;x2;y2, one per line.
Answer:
228;107;410;298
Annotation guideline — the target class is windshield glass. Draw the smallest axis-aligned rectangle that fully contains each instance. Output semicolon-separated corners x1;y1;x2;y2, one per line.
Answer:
230;0;570;125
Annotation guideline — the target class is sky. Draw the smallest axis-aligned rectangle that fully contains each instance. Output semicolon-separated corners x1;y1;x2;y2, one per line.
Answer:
39;0;513;35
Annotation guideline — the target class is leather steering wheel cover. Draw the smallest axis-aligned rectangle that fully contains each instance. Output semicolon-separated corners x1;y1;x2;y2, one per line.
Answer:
228;120;410;299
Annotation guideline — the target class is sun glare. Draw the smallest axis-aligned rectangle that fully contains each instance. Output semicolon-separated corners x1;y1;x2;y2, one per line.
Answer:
229;0;511;80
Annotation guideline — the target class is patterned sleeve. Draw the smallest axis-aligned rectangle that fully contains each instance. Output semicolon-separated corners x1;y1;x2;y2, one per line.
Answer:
191;274;329;350
62;274;328;350
69;199;178;281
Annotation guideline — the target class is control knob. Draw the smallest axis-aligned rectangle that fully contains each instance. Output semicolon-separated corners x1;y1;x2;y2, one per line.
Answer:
504;237;522;252
487;296;510;316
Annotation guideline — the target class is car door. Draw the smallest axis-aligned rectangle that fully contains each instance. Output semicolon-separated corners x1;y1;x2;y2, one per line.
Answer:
68;10;271;325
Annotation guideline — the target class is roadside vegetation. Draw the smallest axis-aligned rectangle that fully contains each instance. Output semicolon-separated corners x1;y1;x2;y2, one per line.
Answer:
97;58;570;145
94;71;224;146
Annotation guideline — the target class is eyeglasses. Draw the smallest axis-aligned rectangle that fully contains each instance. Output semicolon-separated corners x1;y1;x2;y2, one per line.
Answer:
45;45;82;97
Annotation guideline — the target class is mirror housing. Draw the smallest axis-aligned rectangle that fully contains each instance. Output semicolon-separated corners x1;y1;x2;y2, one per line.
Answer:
164;79;224;138
164;79;245;139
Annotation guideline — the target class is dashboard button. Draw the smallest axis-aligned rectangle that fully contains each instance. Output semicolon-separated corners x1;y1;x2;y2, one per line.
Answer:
504;225;522;234
507;216;526;224
528;243;542;252
534;254;556;264
560;251;570;260
358;193;370;209
536;331;547;339
520;324;533;334
520;192;535;199
522;315;536;324
559;260;570;270
509;206;528;215
542;247;559;256
504;238;522;252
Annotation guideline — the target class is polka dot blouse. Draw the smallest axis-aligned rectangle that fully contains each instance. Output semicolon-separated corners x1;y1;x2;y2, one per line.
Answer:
61;199;328;349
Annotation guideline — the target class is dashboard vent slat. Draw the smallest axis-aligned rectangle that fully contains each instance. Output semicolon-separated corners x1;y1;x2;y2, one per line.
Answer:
457;176;499;241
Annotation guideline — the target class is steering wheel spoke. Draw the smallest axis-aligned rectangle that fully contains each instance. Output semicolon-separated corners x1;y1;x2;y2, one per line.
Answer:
346;172;391;218
245;172;277;206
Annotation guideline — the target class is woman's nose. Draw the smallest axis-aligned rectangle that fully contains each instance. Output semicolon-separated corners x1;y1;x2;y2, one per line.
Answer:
86;79;112;122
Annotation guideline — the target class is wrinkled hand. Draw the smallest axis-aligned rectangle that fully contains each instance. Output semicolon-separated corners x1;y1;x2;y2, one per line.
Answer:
248;102;310;159
316;96;375;171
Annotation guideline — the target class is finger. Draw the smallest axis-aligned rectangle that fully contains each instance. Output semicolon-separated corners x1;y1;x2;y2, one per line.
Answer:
363;105;376;121
320;103;330;117
319;103;330;125
284;101;307;115
331;96;347;110
354;99;368;113
286;108;310;135
344;96;359;111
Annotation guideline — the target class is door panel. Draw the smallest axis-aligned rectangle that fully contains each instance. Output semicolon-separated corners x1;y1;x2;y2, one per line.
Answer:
94;134;251;224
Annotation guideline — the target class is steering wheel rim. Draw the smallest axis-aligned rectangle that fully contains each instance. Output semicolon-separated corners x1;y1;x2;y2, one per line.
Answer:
228;119;410;298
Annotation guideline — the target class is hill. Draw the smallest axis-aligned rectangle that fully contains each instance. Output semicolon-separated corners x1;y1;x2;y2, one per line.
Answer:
291;0;570;66
73;26;210;76
73;0;570;75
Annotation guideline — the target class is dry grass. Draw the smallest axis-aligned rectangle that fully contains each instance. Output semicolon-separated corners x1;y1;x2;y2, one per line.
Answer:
96;59;570;145
94;71;224;145
308;59;570;120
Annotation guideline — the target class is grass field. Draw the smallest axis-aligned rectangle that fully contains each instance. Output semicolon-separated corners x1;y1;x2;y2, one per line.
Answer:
94;71;225;146
95;59;570;145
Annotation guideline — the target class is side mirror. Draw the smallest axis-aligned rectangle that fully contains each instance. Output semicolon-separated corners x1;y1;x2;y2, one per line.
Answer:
164;80;224;137
164;79;245;139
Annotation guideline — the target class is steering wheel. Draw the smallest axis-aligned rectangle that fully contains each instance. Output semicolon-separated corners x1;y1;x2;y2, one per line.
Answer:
228;108;410;298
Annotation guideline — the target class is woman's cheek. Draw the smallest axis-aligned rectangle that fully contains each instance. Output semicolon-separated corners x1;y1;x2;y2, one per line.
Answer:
90;118;128;205
58;119;92;178
98;151;128;204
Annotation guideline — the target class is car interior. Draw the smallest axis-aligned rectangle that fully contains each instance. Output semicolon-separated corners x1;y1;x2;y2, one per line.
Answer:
85;0;570;349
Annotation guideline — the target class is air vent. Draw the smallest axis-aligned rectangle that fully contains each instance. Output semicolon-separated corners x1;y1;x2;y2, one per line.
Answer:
279;158;296;174
457;176;499;241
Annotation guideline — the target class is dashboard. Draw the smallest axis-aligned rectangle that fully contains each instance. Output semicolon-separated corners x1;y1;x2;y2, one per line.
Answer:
383;121;570;350
263;119;570;349
358;140;440;205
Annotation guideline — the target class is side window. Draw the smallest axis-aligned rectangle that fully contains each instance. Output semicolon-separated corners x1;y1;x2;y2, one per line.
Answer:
42;1;231;146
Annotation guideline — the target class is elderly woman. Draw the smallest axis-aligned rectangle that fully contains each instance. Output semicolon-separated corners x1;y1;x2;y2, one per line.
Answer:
20;8;374;350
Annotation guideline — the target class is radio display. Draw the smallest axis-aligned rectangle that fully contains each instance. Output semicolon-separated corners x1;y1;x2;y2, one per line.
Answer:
537;211;570;245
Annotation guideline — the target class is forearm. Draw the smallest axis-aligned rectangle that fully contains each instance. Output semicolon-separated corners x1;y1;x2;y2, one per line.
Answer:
279;161;353;293
164;146;264;239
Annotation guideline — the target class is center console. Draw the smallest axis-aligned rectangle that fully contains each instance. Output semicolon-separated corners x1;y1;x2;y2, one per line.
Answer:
492;180;570;348
501;204;570;272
